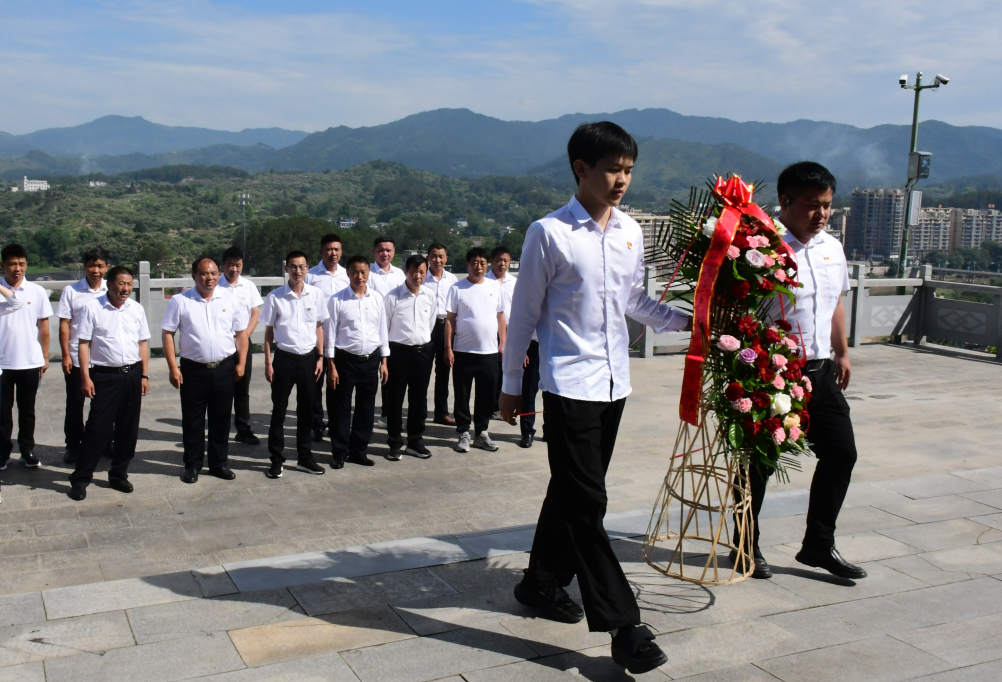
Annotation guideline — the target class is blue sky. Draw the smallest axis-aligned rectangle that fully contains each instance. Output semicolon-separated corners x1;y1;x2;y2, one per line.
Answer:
1;0;998;135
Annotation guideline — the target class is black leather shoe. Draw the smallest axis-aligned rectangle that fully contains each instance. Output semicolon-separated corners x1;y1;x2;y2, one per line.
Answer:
796;545;868;579
728;547;772;579
518;433;534;449
181;468;199;484
64;448;79;464
611;625;668;674
432;415;456;426
330;458;344;470
68;484;87;501
265;462;283;479
513;580;584;624
347;454;375;467
234;431;260;445
109;478;134;494
208;467;236;480
312;428;325;443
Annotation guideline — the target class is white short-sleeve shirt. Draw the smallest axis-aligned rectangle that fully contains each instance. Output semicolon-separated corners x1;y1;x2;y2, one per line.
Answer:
57;278;108;367
485;270;517;326
261;283;330;355
425;269;459;319
0;278;53;370
161;287;250;363
78;295;151;367
368;264;406;297
446;278;504;354
305;263;350;300
218;275;264;314
775;231;851;360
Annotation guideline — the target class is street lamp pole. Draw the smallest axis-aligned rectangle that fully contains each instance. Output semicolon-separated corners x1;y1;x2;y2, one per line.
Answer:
239;193;249;253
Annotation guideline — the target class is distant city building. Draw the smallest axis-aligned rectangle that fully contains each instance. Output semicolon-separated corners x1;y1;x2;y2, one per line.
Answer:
619;207;663;254
470;236;486;247
339;218;357;230
845;188;906;260
88;181;107;188
915;208;956;254
17;176;49;192
826;208;849;244
952;208;1002;251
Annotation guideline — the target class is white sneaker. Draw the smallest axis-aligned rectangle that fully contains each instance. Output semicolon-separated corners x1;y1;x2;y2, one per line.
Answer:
472;432;499;452
455;431;471;453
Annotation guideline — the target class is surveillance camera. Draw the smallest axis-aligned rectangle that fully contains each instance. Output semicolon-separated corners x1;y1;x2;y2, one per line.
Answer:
899;74;908;86
934;74;950;85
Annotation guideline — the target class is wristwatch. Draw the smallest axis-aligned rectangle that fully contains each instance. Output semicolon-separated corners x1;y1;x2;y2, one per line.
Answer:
141;375;150;379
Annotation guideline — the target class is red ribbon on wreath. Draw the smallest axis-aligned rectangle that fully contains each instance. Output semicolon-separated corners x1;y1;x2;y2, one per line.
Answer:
679;176;795;426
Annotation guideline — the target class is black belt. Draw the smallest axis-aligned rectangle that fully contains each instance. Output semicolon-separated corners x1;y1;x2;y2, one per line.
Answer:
388;341;432;350
92;363;140;374
334;350;382;361
805;359;828;372
275;348;317;358
181;354;237;370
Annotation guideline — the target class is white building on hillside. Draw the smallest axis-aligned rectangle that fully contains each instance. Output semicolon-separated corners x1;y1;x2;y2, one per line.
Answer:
17;176;49;192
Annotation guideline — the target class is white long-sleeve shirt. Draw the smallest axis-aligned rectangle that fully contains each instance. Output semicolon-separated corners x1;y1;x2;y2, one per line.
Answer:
324;287;389;358
501;196;689;402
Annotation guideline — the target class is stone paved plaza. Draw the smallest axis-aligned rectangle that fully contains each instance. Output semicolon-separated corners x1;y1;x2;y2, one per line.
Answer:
0;343;1001;681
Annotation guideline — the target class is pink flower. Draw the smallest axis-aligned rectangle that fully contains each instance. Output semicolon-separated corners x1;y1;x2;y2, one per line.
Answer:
802;376;812;393
726;245;741;260
774;269;787;282
762;255;776;268
790;384;805;400
771;354;788;370
776;254;786;266
716;335;741;352
738;348;758;365
783;337;798;350
744;249;766;268
789;425;802;441
771;375;786;390
731;398;752;413
747;235;769;248
772;428;786;445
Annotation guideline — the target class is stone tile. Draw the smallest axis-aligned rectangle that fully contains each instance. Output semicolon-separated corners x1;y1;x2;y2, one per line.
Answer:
875;474;990;500
0;505;77;526
176;652;362;681
76;496;169;518
141;533;245;560
969;512;1002;531
85;523;187;549
429;553;529;595
765;594;942;647
0;662;44;682
0;611;134;667
100;553;214;581
43;632;246;682
42;571;202;619
872;495;998;524
290;568;456;617
127;587;303;644
878;519;1002;553
40;544;145;569
0;564;105;595
801;531;920;562
194;566;240;598
392;588;536;637
671;665;782;682
831;505;916;535
962;489;1002;510
463;650;670;681
921;543;1002;575
657;618;811;679
842;483;913;510
951;466;1002;490
880;554;974;586
0;521;34;541
894;612;1002;667
915;659;1002;681
180;513;277;538
32;514;132;537
888;577;1002;624
223;545;382;593
765;553;927;607
0;591;45;627
228;605;414;668
758;514;809;548
498;616;610;657
455;527;535;559
340;626;538;682
759;489;810;519
0;533;88;558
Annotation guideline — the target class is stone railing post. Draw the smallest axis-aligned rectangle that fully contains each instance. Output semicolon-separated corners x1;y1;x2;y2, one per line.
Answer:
139;260;151;310
849;264;865;348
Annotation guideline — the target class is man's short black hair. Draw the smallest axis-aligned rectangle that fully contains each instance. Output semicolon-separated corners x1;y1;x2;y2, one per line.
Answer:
466;247;490;263
320;233;341;246
83;247;110;265
221;246;244;263
192;256;219;273
106;266;133;283
427;243;447;255
567;121;639;186
373;236;394;248
285;250;308;264
346;255;370;270
1;244;28;262
405;254;428;271
776;162;837;203
490;245;511;260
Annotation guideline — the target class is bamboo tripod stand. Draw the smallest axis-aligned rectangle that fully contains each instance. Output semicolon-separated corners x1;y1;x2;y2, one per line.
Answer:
642;414;754;585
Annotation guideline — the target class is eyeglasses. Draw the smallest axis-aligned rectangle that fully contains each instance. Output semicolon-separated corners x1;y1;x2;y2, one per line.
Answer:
287;265;309;272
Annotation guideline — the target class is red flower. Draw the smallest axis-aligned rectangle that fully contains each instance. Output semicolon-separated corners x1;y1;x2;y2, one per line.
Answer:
751;391;770;409
759;279;774;292
765;327;781;343
797;410;810;432
731;234;749;250
737;316;758;336
776;320;792;332
757;366;776;383
730;281;750;298
754;355;769;369
785;366;802;381
743;417;760;437
724;382;745;401
762;417;781;433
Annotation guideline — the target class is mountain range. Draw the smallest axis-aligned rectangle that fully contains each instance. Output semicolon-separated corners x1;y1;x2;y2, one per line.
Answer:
4;109;1002;193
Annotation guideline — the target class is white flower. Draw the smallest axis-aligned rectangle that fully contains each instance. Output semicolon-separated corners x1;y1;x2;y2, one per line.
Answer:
787;268;796;278
773;217;788;236
769;393;792;417
701;216;718;238
744;249;766;268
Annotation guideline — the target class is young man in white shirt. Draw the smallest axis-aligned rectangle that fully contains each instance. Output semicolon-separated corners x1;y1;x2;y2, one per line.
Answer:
499;123;690;674
220;247;265;445
305;233;350;442
162;257;250;484
425;243;458;426
367;236;406;297
743;162;867;582
445;247;506;453
383;255;437;461
68;267;151;501
58;247;109;464
0;244;53;470
325;256;389;468
0;280;23;500
262;251;329;478
486;245;516;419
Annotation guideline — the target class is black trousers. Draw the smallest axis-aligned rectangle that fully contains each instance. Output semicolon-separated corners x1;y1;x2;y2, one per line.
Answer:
526;391;639;632
269;349;318;464
746;359;858;551
233;350;254;435
494;353;503;412
69;365;142;486
330;351;381;459
64;366;86;450
313;359;327;432
431;319;451;418
1;368;40;461
520;340;541;437
179;356;236;471
452;351;498;435
384;342;433;447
